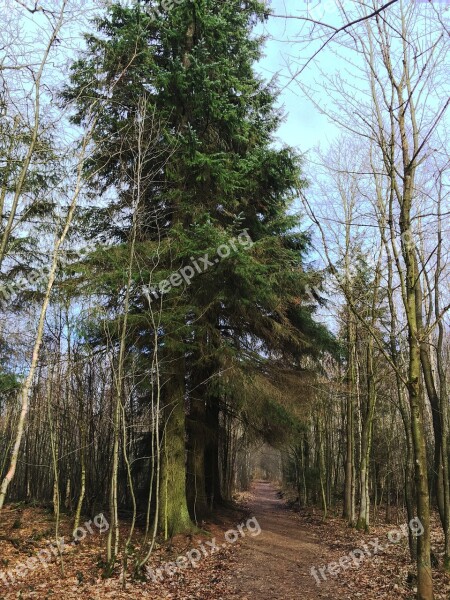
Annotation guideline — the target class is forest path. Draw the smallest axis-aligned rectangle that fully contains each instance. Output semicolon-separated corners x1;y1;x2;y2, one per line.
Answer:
230;481;343;599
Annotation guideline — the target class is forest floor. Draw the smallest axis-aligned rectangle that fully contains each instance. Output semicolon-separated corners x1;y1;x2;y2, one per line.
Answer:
0;484;449;599
229;481;450;599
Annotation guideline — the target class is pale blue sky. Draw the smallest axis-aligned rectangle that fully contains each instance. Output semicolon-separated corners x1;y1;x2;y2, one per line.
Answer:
256;0;342;153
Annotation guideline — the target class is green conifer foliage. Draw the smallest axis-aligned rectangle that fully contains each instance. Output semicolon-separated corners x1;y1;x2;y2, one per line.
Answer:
64;0;334;531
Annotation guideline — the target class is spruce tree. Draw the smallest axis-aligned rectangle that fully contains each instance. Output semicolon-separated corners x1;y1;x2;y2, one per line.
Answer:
64;0;332;534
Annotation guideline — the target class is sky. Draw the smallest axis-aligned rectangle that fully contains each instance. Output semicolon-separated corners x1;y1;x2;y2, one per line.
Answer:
9;0;448;154
256;0;343;153
9;0;344;153
3;0;448;334
256;0;450;329
257;0;450;156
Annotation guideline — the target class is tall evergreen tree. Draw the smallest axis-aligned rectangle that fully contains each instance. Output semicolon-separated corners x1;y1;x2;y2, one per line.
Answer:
64;0;332;536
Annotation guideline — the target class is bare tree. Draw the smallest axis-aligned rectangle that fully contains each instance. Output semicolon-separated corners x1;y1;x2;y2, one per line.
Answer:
297;2;449;596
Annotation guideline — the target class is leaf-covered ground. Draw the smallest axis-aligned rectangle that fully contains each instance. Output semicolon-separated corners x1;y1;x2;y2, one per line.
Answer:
279;489;450;600
0;503;243;599
0;488;448;599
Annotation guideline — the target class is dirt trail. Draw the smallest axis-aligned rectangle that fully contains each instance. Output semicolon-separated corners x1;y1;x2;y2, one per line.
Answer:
230;481;343;599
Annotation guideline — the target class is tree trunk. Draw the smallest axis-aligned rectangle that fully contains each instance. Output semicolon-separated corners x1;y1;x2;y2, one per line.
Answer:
205;398;222;509
356;336;376;532
343;313;356;525
160;351;191;536
401;199;433;600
